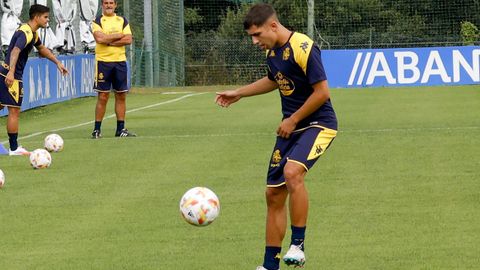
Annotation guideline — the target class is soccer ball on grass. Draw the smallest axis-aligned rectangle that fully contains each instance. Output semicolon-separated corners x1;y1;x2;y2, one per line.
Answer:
0;169;5;188
29;149;52;169
179;187;220;226
44;134;64;152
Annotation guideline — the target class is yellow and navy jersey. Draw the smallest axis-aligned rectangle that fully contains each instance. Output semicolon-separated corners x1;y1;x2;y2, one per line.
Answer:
266;32;337;130
0;24;41;80
92;14;132;62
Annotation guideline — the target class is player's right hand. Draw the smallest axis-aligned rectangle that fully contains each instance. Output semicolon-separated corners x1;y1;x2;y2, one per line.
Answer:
57;62;69;75
215;90;241;107
5;71;14;88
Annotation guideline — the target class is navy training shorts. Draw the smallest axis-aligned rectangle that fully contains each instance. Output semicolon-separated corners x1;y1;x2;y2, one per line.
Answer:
266;126;337;187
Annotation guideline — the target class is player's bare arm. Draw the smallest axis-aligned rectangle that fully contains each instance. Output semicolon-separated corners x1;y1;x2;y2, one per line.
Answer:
4;47;21;87
36;45;69;75
109;34;132;46
277;80;331;138
215;76;277;107
93;31;124;45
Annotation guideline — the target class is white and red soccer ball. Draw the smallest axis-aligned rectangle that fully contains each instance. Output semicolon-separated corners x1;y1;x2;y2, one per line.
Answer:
179;187;220;226
29;149;52;169
44;134;64;152
0;169;5;188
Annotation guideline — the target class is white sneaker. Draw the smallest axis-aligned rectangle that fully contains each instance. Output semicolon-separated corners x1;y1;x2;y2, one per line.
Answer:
256;266;278;270
283;244;306;267
9;146;30;156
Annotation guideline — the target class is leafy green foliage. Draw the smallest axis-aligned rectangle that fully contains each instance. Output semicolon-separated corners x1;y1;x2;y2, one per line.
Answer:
460;21;479;45
185;7;204;28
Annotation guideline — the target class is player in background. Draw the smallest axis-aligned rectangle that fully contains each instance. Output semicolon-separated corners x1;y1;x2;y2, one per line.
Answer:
91;0;135;138
0;4;68;156
215;4;337;270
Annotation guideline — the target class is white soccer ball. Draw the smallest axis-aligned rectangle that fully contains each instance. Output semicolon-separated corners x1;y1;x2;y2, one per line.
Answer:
29;149;52;169
0;169;5;188
179;187;220;226
44;133;64;152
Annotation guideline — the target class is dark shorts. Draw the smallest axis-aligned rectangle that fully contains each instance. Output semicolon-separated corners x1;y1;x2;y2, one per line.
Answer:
266;126;337;187
94;61;129;92
0;73;23;108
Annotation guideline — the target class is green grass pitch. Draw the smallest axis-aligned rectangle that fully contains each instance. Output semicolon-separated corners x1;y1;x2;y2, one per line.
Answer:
0;85;479;269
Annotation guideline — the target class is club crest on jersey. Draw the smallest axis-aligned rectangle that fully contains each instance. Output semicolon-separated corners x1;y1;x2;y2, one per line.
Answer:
283;47;290;60
269;50;276;57
275;72;295;96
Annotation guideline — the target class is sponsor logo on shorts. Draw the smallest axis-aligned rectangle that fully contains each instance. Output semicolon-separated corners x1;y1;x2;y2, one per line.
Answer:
271;149;282;167
315;145;323;155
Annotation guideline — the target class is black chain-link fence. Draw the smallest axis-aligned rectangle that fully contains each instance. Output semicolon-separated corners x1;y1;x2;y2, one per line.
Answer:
184;0;480;85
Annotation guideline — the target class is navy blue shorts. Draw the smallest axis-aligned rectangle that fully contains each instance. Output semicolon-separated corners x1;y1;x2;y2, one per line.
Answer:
0;73;23;108
94;61;129;92
267;126;337;187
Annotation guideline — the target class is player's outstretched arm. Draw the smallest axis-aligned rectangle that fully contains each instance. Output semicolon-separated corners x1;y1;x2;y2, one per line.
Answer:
36;45;69;75
215;76;277;107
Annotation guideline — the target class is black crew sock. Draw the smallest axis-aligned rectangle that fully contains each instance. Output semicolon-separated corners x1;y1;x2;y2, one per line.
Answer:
94;121;102;131
291;225;306;251
263;246;281;270
116;120;125;133
8;132;18;151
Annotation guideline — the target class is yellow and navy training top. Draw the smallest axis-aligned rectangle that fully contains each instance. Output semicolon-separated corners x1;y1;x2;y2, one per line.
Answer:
0;24;41;80
266;32;337;130
92;14;132;62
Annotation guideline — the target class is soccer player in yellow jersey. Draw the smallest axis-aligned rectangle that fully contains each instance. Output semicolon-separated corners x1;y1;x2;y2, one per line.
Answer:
216;4;337;270
0;4;68;155
91;0;135;138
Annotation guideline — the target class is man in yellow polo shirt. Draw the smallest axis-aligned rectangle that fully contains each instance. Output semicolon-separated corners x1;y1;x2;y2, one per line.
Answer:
91;0;135;138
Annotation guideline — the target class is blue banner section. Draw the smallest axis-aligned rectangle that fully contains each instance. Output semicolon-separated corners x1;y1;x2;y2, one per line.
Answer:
1;47;478;117
1;54;96;116
323;46;480;88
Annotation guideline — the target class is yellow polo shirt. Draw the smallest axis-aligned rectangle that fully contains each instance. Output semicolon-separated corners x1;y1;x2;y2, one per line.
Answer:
92;14;132;62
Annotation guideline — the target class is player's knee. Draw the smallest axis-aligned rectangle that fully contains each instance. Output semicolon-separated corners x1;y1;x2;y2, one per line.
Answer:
283;166;302;182
98;93;109;103
115;92;126;101
285;179;305;193
284;167;305;191
8;107;20;117
265;187;286;207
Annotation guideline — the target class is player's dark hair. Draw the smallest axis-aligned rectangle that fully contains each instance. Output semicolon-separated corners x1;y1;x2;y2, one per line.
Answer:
29;4;50;20
243;3;277;30
102;0;117;3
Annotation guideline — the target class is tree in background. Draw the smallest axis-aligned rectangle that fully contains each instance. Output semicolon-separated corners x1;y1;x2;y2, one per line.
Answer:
460;21;479;45
184;0;480;84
